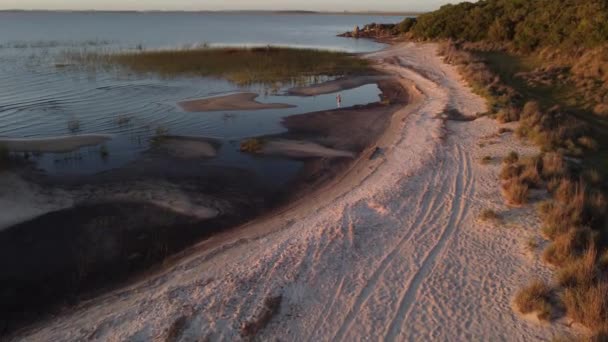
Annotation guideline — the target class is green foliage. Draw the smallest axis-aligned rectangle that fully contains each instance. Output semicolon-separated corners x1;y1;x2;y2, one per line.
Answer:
400;0;608;52
240;138;265;153
66;46;371;86
395;17;417;34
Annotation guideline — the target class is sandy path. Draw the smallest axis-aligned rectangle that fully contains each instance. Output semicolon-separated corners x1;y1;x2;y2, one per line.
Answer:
13;43;571;341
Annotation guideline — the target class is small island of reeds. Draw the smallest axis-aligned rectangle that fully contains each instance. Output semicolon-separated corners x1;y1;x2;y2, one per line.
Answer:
64;46;372;85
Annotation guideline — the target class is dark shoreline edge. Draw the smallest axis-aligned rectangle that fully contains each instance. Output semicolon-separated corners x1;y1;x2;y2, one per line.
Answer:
0;76;407;337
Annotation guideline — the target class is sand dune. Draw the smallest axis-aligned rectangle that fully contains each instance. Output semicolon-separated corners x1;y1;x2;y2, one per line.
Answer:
0;134;111;153
179;92;295;112
12;43;573;341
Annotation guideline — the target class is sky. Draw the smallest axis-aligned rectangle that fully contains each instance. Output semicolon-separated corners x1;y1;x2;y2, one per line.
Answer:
0;0;457;12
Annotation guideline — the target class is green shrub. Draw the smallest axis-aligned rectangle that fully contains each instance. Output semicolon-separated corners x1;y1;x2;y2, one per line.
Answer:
240;138;265;153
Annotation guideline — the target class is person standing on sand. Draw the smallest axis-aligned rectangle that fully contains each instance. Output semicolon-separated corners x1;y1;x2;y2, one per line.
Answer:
336;93;342;108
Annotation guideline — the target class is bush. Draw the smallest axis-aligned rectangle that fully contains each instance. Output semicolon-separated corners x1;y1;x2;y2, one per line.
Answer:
562;281;608;331
503;151;519;164
500;163;522;180
503;179;529;205
514;279;555;321
557;248;598;288
518;157;542;188
479;209;501;222
496;106;521;123
396;18;417;34
540;152;567;179
542;228;595;267
480;156;493;165
240;138;265;153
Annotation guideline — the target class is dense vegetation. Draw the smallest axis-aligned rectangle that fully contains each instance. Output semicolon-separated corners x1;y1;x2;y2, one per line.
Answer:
407;0;608;52
386;0;608;338
64;47;371;85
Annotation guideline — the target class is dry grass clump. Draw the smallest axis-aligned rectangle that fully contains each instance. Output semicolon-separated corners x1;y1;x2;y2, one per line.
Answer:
496;106;521;123
503;151;519;164
562;281;608;332
517;156;542;188
500;163;522;180
514;279;555;321
240;295;282;338
516;104;590;156
540;152;567;179
480;155;493;165
240;138;265;153
479;208;501;222
542;228;596;267
502;179;529;205
557;247;599;288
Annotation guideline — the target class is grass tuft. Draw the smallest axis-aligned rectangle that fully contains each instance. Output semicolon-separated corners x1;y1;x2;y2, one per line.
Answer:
502;179;529;206
240;138;265;153
240;295;282;338
479;208;501;222
514;279;555;321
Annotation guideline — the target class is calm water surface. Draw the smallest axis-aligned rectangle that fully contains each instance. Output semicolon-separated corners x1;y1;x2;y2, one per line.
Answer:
0;12;402;184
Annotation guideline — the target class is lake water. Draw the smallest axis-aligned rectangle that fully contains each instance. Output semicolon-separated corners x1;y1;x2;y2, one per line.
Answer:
0;12;403;185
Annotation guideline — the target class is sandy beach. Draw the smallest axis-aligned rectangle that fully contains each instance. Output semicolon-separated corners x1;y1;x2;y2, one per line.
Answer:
179;92;295;112
7;43;575;341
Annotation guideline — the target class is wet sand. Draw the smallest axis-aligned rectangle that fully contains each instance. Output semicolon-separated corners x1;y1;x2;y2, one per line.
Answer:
288;75;393;96
179;92;295;112
0;134;111;153
0;77;402;337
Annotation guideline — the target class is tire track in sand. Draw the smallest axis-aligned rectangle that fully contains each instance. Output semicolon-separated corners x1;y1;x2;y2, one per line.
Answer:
383;142;474;340
330;153;451;341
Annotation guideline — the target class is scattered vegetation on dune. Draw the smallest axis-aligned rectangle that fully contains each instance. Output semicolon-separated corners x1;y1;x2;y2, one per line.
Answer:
64;46;372;85
393;1;608;332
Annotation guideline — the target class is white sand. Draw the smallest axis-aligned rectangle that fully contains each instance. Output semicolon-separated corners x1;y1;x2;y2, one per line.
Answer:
179;93;295;112
12;43;574;341
288;75;393;96
0;134;111;153
260;139;355;159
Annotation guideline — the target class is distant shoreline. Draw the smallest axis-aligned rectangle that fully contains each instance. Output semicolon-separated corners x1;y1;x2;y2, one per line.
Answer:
0;9;420;16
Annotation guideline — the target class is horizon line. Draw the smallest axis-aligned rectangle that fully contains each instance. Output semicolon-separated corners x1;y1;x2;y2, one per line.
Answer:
0;9;422;15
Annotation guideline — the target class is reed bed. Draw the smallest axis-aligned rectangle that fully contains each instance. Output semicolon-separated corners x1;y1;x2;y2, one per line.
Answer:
63;46;371;85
